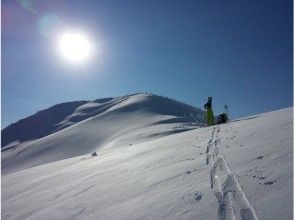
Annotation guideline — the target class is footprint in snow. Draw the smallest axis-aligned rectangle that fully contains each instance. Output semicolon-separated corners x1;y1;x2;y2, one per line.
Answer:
182;191;203;204
187;169;198;174
251;169;264;179
264;180;276;185
194;192;203;202
186;158;195;161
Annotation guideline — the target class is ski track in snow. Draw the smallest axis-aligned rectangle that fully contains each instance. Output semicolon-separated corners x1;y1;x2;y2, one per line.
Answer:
2;107;292;219
205;126;259;220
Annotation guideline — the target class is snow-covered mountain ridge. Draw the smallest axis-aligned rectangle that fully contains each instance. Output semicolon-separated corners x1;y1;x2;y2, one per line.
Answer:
2;93;205;174
1;93;292;220
2;93;204;148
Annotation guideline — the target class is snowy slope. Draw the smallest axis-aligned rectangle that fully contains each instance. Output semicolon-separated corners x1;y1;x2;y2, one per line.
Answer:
2;106;292;220
2;93;204;175
1;101;88;147
2;94;204;149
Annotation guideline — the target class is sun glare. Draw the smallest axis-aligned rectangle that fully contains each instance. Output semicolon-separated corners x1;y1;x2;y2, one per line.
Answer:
58;32;92;63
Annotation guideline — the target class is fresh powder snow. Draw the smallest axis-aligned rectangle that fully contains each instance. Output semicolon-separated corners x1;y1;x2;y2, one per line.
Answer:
1;94;293;220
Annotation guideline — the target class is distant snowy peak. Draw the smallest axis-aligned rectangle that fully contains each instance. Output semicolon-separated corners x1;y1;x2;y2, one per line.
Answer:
1;93;205;148
1;101;87;147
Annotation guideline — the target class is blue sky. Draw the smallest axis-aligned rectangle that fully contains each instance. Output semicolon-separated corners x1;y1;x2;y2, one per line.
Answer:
2;0;293;128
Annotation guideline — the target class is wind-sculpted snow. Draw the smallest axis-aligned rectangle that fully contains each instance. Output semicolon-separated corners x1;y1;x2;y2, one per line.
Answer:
2;94;203;149
1;101;88;147
1;105;292;220
2;93;204;174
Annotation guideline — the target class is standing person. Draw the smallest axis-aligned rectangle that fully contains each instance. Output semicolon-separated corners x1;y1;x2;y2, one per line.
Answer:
204;97;214;126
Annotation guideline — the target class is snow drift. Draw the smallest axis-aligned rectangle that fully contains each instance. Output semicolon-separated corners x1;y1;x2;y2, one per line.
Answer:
1;93;292;220
2;93;204;174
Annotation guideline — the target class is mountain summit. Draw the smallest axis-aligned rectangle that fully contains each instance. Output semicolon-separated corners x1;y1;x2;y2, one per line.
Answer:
2;93;205;174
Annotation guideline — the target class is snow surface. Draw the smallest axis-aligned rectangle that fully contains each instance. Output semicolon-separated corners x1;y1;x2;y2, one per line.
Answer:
2;94;204;175
1;101;88;147
1;94;293;220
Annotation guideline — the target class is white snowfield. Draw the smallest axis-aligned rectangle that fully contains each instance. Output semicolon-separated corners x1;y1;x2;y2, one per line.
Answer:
1;94;293;220
2;94;203;175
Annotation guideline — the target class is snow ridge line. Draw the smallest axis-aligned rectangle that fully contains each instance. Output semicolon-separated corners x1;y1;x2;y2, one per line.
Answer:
205;126;259;220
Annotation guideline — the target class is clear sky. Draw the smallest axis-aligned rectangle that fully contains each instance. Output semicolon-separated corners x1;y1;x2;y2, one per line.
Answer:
2;0;293;128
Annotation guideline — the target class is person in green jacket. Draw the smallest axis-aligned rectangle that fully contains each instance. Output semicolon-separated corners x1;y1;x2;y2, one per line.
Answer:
204;96;214;126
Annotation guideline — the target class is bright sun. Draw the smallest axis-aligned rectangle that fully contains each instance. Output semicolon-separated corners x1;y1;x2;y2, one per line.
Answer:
58;32;92;63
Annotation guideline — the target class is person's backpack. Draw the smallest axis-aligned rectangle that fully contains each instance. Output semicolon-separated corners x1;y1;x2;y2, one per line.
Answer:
217;113;228;124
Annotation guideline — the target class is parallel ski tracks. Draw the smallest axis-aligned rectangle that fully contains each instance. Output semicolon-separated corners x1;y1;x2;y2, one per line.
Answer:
205;126;259;220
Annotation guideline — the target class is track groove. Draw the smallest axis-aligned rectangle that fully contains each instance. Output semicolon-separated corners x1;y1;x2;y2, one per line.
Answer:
205;126;259;220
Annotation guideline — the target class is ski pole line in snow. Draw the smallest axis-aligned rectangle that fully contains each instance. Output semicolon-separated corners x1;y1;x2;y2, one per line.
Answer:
205;125;259;220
